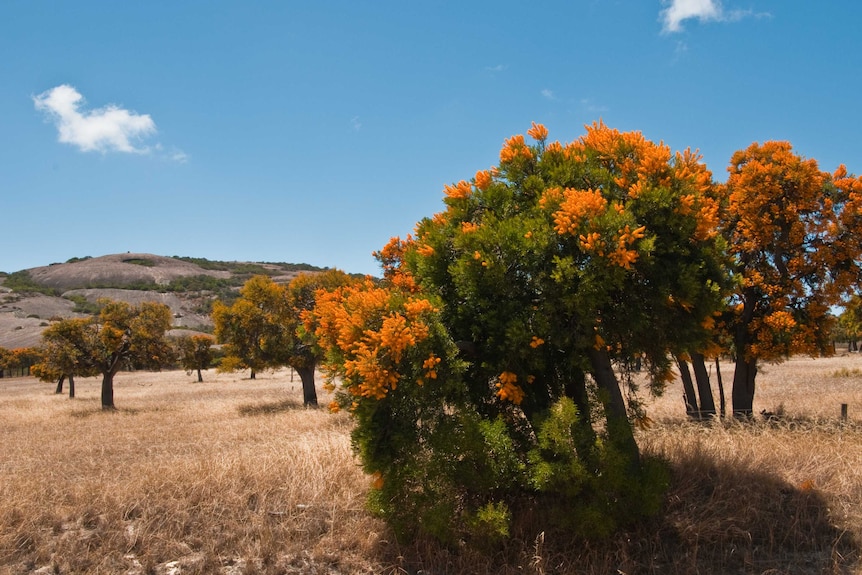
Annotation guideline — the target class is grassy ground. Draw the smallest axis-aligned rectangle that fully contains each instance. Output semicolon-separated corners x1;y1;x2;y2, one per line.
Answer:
1;355;861;574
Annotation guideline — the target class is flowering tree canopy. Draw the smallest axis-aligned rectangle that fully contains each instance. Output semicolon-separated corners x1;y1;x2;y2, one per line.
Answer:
311;122;729;541
721;142;862;415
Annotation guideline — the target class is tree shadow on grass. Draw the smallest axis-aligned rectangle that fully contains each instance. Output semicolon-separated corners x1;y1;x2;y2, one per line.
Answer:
69;406;141;418
628;452;860;574
237;398;305;416
367;452;860;575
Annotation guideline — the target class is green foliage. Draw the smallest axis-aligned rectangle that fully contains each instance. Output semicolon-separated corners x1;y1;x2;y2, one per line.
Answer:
64;294;102;315
2;271;60;296
64;256;92;264
171;256;328;275
122;258;156;267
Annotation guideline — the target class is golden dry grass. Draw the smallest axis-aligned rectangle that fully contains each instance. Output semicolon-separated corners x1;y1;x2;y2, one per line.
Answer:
1;355;861;574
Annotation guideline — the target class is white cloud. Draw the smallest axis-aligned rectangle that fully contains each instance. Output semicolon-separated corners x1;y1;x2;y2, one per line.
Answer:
351;116;362;131
485;64;506;72
541;89;556;100
33;84;157;154
660;0;771;33
661;0;721;32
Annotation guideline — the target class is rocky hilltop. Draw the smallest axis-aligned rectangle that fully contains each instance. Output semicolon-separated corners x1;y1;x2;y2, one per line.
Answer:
0;253;329;349
27;253;232;290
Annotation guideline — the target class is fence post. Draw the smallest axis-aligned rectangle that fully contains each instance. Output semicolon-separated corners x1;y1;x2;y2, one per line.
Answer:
841;403;848;422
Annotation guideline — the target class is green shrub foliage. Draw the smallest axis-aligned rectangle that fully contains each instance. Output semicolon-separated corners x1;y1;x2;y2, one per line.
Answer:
310;122;726;545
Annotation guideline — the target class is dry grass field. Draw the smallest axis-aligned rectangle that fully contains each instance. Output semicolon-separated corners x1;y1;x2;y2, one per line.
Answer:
1;354;861;574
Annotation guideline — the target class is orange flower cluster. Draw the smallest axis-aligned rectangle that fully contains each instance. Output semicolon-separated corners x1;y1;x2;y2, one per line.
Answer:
500;134;533;163
579;231;605;255
310;282;435;402
444;180;473;199
496;371;524;405
527;122;548;141
374;236;420;292
529;336;545;348
474;169;493;191
461;221;480;234
416;243;435;257
545;141;563;154
553;189;608;236
421;353;441;382
607;225;646;269
763;310;797;331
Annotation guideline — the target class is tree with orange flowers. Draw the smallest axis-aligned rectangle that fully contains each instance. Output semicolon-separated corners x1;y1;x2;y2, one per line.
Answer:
283;269;358;405
311;122;729;542
214;271;357;405
721;142;862;416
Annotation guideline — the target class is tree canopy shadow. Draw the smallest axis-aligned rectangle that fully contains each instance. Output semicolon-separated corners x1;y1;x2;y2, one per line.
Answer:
237;398;306;416
366;449;860;575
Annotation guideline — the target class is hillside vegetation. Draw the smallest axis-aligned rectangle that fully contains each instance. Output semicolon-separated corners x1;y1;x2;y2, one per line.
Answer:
0;253;333;348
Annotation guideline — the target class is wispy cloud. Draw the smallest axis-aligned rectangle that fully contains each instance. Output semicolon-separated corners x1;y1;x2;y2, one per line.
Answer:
541;89;557;101
659;0;768;33
485;64;506;73
170;150;190;163
351;116;362;131
34;85;158;154
580;98;609;114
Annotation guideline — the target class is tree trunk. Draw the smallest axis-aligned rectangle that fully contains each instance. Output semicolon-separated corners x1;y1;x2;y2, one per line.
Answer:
197;368;203;383
715;357;726;419
564;368;598;465
731;357;757;417
250;369;256;380
297;364;318;407
691;352;716;417
732;296;757;418
676;358;699;418
586;347;640;468
55;375;65;394
101;372;115;410
68;375;75;398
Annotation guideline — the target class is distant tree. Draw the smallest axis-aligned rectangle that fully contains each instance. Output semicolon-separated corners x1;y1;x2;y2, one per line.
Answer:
721;142;862;416
213;272;357;405
1;347;43;378
175;334;215;382
37;300;174;409
28;338;86;398
213;275;292;379
0;346;11;378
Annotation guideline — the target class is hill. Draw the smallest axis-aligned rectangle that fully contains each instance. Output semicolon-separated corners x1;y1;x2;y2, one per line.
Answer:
0;253;333;348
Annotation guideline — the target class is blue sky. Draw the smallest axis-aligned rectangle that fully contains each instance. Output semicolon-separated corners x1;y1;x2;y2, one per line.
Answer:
1;1;860;276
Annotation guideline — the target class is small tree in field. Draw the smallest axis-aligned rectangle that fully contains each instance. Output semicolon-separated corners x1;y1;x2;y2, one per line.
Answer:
31;336;96;398
213;275;290;380
175;334;215;382
37;300;173;409
309;122;728;542
721;142;862;416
